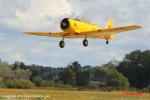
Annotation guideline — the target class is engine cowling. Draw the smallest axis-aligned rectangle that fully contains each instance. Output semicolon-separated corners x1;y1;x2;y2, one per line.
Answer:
60;18;70;30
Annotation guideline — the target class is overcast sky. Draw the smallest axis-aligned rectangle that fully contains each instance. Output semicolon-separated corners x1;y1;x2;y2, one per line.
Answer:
0;0;150;67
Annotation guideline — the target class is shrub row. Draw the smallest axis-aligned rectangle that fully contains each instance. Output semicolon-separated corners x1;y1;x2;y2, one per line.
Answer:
4;79;34;89
40;80;72;88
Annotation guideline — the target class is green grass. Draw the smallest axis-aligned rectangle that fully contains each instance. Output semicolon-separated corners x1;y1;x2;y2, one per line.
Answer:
0;88;149;100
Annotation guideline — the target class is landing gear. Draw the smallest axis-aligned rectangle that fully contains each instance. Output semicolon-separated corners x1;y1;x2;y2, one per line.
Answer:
83;39;88;47
106;40;109;44
59;38;89;48
59;40;65;48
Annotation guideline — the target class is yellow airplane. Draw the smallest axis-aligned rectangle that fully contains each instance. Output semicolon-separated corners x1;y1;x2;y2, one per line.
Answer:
23;18;141;48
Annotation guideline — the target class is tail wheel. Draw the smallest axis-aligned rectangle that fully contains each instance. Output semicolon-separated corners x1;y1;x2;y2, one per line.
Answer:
83;39;88;47
106;40;109;44
59;40;65;48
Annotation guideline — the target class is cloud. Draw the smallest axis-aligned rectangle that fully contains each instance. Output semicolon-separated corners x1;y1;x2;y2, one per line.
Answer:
0;0;29;19
0;0;73;32
0;0;150;67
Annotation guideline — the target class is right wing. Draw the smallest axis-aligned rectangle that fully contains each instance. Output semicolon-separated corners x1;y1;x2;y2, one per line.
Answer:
23;32;69;38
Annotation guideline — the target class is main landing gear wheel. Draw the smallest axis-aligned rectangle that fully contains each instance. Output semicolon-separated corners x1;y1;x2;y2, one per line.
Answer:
59;40;65;48
106;40;109;44
83;39;88;47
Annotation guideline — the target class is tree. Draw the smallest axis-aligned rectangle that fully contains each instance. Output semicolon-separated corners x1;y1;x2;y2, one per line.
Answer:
117;50;150;88
77;68;90;86
12;61;20;70
12;62;27;70
0;60;10;68
90;66;129;89
0;62;14;80
103;67;129;88
14;68;32;80
32;76;42;87
59;66;76;86
0;60;32;81
59;61;88;86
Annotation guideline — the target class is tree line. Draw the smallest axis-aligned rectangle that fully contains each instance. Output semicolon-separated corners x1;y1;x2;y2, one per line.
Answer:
0;50;150;92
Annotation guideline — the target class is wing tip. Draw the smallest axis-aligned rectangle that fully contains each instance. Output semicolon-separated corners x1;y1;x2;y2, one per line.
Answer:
134;25;142;29
23;32;28;34
23;32;34;35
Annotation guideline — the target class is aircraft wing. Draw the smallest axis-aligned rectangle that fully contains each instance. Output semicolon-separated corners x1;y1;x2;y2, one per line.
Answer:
23;32;69;38
82;25;141;36
23;25;141;39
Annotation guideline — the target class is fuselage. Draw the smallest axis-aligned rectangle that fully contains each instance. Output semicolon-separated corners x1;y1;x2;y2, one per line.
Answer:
60;18;100;33
60;18;115;39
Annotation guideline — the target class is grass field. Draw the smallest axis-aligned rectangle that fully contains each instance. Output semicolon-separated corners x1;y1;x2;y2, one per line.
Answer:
0;88;149;100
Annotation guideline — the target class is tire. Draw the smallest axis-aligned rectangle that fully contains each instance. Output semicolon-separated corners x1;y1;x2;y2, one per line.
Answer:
106;40;109;44
83;39;88;47
59;41;65;48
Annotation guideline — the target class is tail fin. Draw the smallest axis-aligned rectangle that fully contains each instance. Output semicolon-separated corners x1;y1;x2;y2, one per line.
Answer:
105;19;113;29
105;19;116;39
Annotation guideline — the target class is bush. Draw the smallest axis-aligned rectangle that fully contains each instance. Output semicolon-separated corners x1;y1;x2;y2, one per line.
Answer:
55;82;72;88
142;84;150;93
40;80;55;87
5;79;34;89
87;81;101;89
40;80;72;88
32;76;42;87
147;84;150;92
102;67;130;89
0;77;3;87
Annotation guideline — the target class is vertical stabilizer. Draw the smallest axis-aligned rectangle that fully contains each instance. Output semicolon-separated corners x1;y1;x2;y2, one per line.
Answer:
105;19;113;29
105;19;116;39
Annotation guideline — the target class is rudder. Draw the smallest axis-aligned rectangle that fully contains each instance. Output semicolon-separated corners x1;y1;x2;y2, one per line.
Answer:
105;19;113;29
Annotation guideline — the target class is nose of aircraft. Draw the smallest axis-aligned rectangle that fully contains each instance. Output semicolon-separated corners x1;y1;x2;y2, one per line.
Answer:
60;18;70;30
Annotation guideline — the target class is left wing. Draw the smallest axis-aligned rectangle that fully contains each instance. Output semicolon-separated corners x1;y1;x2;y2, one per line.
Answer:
81;25;141;36
23;32;69;38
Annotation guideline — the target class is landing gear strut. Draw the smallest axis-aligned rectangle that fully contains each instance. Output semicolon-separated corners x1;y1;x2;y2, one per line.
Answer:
83;39;88;47
106;40;109;44
59;39;65;48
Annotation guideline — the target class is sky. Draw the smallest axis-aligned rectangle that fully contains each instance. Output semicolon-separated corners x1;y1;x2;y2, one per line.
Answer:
0;0;150;67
